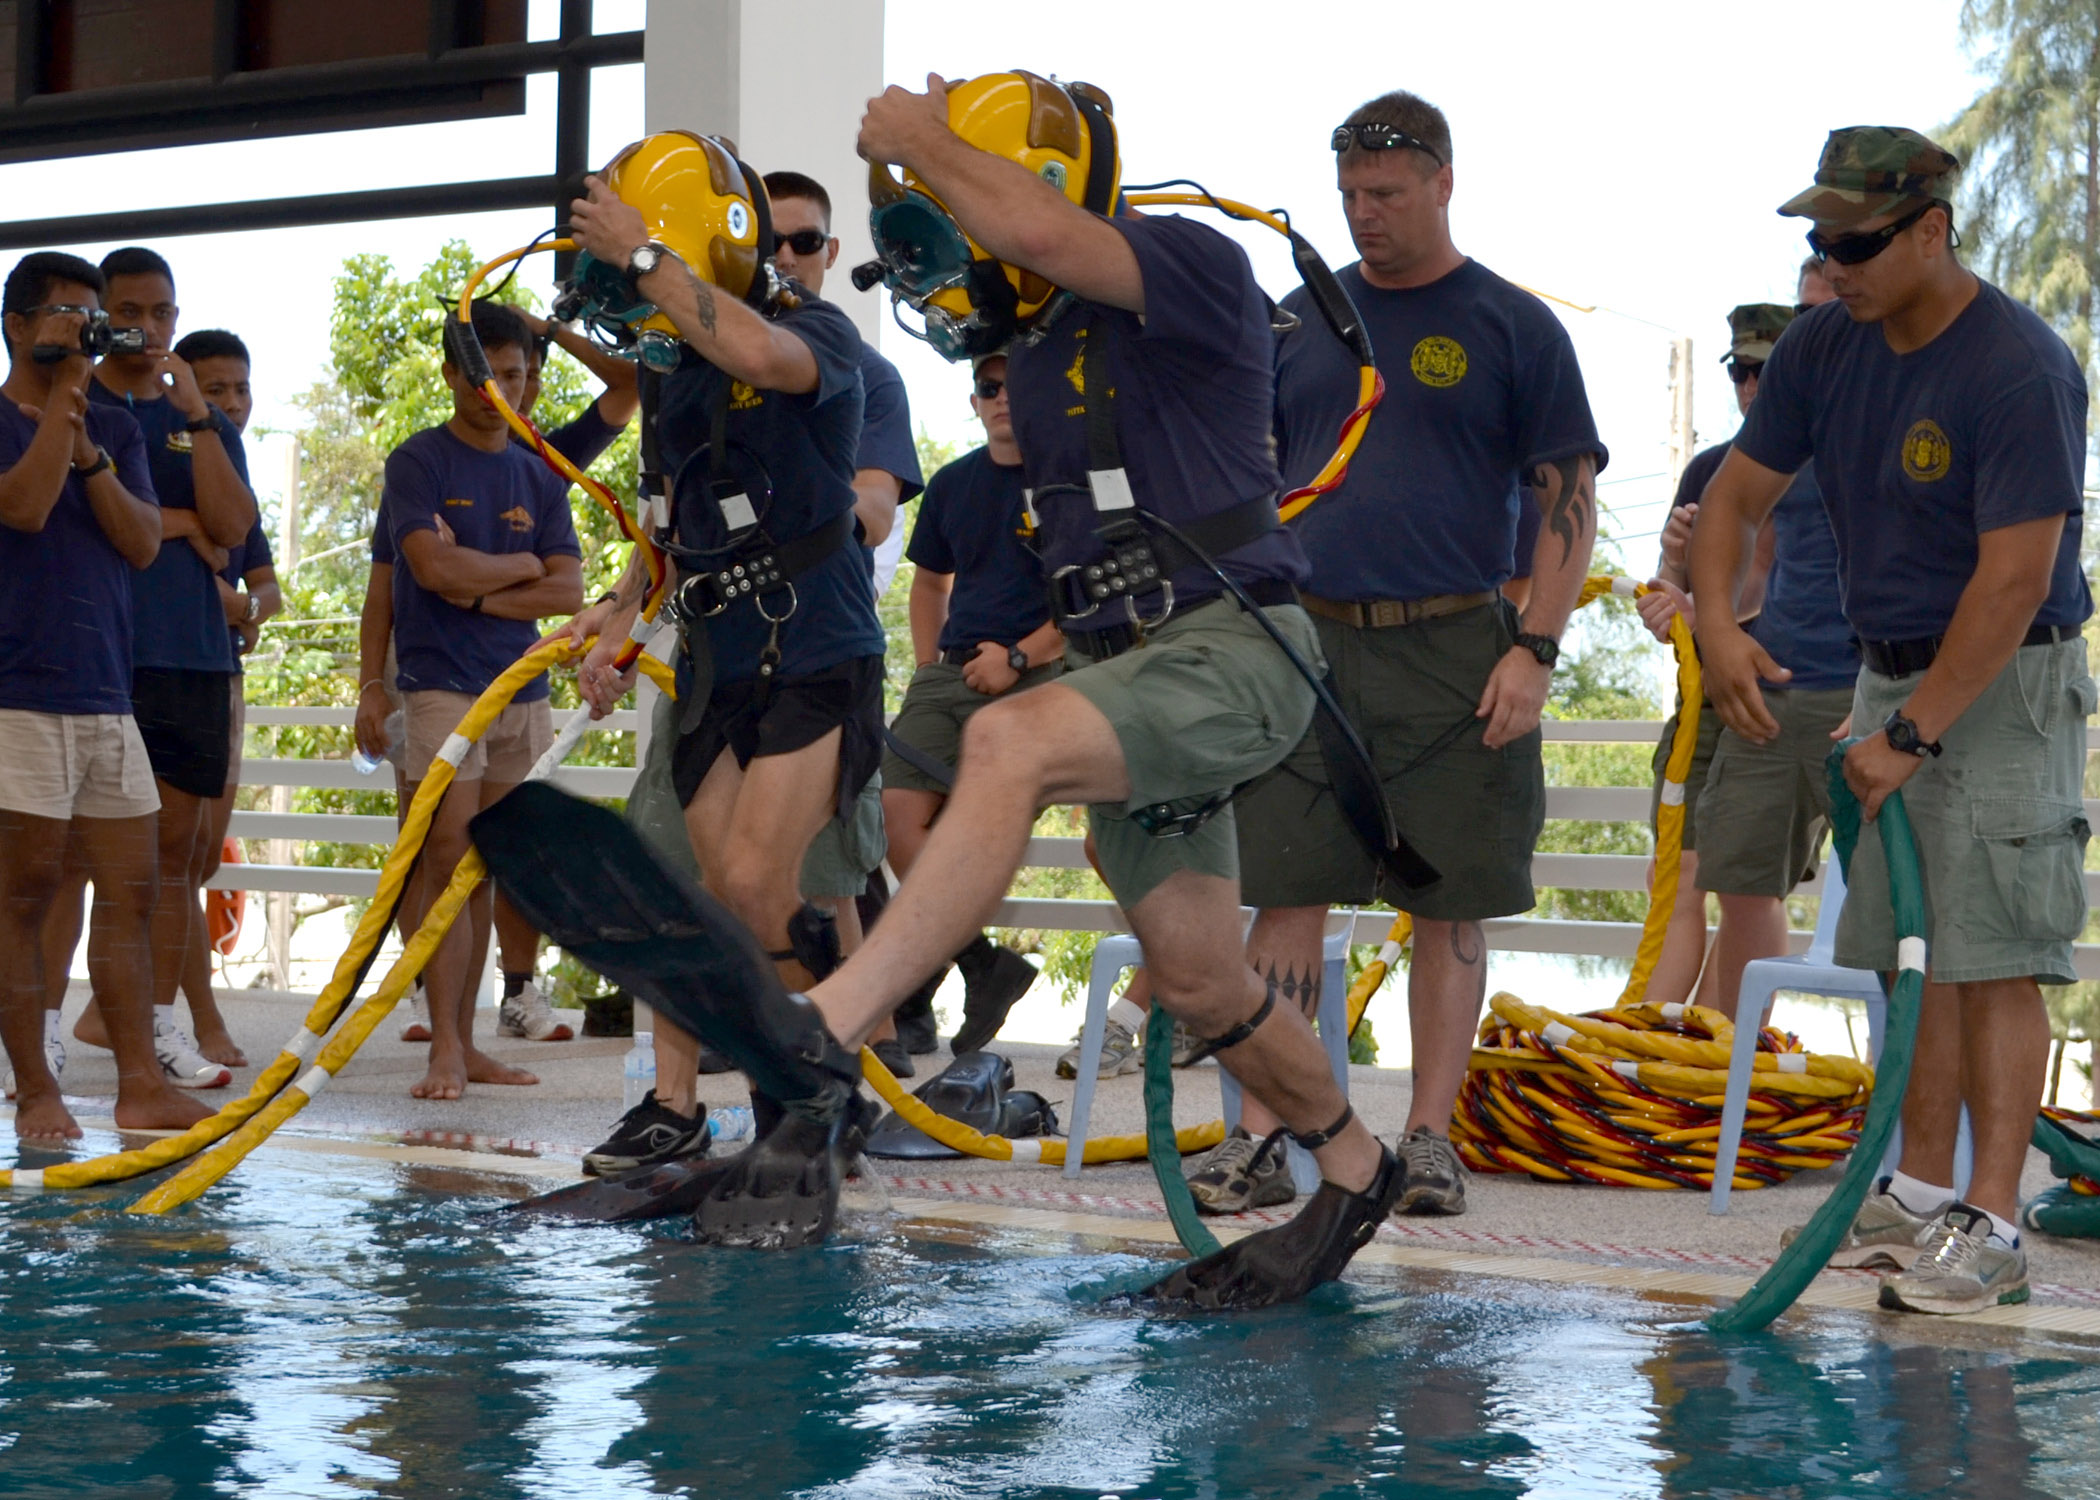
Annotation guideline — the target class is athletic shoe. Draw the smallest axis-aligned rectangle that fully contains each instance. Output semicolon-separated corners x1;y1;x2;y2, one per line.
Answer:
156;1016;233;1089
1394;1125;1468;1215
1170;1020;1210;1068
1055;1017;1142;1080
950;947;1038;1057
1185;1126;1297;1215
2;1034;65;1099
399;985;431;1043
1779;1177;1949;1270
870;1037;916;1079
582;1090;713;1176
1878;1205;2030;1316
496;981;575;1042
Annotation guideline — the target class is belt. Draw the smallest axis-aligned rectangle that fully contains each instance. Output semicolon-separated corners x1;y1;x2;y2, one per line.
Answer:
1067;579;1299;663
1861;622;2077;677
1300;591;1496;629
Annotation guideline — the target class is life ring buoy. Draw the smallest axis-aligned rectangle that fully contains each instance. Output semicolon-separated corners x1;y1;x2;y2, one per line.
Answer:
207;837;246;956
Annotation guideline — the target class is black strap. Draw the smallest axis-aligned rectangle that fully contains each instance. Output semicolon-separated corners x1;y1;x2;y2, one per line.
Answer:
1288;1103;1355;1151
1081;317;1120;475
637;367;665;516
1067;89;1120;218
664;510;855;622
1149;494;1280;572
881;726;955;789
1182;989;1276;1066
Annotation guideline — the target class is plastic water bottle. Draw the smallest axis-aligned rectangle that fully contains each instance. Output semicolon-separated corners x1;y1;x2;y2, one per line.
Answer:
350;746;384;776
707;1104;755;1145
621;1030;657;1111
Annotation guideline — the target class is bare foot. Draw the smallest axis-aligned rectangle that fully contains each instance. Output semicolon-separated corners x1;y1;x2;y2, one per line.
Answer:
411;1059;467;1100
189;1020;247;1069
11;1087;82;1141
111;1081;215;1131
71;1006;110;1051
464;1047;537;1086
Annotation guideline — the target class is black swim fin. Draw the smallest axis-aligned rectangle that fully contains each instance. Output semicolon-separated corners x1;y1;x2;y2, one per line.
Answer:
689;1095;881;1249
497;1155;733;1224
471;782;866;1128
1135;1144;1403;1311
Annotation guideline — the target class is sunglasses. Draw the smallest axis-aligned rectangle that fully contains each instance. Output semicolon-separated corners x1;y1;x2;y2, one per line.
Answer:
1727;359;1764;385
1330;122;1446;166
771;229;830;256
1804;201;1936;267
973;377;1005;400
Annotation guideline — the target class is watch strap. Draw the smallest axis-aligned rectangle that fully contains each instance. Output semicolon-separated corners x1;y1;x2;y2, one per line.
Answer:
1008;645;1030;673
76;446;112;478
183;411;221;435
1513;631;1560;667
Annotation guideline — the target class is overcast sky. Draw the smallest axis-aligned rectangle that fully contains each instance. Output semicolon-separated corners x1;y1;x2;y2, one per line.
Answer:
0;0;1990;565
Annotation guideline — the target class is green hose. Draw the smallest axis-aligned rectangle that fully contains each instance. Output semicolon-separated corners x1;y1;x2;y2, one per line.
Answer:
1708;742;1926;1333
1145;1003;1224;1259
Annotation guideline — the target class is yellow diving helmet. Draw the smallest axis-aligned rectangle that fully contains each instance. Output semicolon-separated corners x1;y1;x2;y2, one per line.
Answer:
857;71;1120;361
554;130;775;371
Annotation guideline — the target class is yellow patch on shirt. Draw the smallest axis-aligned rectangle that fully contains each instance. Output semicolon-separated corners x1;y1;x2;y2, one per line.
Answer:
164;430;193;455
1409;335;1468;388
1901;419;1952;482
729;380;763;410
498;505;533;533
443;497;474;508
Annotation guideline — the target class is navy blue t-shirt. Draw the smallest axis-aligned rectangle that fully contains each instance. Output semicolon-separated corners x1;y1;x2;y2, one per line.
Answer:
380;425;583;702
1749;462;1857;691
369;401;622;568
88;384;251;673
0;404;155;714
220;517;274;673
1006;213;1307;632
1275;259;1605;599
858;344;923;502
1735;285;2092;640
656;293;881;681
907;446;1046;653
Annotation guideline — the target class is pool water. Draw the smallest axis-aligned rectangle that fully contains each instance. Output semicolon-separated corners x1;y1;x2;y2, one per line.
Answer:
4;1137;2099;1499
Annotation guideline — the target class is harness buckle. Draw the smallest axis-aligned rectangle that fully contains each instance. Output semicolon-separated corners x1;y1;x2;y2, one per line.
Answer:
1129;790;1232;839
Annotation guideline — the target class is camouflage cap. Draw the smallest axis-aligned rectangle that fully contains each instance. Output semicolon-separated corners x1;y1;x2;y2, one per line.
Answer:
1722;303;1794;364
1778;126;1960;227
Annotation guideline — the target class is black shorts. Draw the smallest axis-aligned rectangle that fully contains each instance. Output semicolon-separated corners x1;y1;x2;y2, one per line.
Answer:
671;655;885;816
132;667;233;800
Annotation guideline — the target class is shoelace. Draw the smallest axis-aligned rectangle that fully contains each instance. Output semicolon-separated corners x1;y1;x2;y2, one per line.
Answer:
1199;1128;1290;1184
1401;1130;1454;1179
1918;1221;1982;1276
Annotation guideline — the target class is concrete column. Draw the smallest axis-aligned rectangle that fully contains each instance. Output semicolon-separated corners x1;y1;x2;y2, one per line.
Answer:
643;0;887;344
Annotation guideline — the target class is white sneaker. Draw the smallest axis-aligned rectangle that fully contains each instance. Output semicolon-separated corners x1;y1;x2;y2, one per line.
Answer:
496;981;574;1042
2;1035;65;1099
155;1016;232;1089
399;986;431;1042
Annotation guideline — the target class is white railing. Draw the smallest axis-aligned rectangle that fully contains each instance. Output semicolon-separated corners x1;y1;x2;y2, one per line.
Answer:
212;709;2100;977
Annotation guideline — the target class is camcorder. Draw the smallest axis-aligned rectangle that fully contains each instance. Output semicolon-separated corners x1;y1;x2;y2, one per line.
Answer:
30;305;148;365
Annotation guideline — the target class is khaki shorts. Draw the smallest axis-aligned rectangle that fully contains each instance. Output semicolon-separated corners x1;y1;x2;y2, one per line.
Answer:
1837;639;2094;985
627;681;888;903
881;658;1065;793
0;710;160;820
1695;685;1853;897
1648;693;1722;851
1234;600;1545;921
402;692;553;784
1061;599;1320;908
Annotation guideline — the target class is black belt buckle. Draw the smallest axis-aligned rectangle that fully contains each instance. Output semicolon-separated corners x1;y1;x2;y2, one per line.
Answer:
1131;791;1231;839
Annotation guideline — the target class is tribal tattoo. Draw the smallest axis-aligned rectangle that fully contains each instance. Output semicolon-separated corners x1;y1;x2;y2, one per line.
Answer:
680;264;720;337
1533;454;1597;568
1258;960;1322;1018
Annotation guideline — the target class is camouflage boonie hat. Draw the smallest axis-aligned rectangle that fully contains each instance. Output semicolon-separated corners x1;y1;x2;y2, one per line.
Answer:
1722;303;1794;364
1778;126;1960;227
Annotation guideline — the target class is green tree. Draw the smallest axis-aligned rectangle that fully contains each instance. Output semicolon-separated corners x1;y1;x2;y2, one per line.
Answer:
1944;0;2100;425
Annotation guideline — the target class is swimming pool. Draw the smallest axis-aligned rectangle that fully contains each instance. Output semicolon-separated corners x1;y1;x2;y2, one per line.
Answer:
4;1133;2098;1498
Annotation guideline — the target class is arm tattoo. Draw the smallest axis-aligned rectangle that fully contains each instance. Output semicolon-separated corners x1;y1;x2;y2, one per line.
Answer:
1534;455;1596;568
680;264;719;338
1257;960;1322;1019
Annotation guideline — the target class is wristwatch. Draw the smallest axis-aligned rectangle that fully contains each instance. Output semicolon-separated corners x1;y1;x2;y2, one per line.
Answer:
1883;709;1943;758
627;242;673;278
1513;631;1560;668
183;411;223;436
1007;645;1030;674
74;446;111;478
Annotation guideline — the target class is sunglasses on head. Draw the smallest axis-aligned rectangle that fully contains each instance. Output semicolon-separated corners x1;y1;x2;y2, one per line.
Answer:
973;376;1004;400
1727;359;1764;385
771;229;829;256
1330;122;1446;166
1804;201;1939;266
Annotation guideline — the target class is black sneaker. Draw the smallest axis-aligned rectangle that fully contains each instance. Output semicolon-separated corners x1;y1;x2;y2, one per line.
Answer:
951;946;1037;1056
870;1037;916;1079
583;1091;712;1176
895;969;943;1055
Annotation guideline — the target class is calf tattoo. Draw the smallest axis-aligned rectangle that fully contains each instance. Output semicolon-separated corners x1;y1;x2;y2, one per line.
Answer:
1534;455;1597;568
1259;960;1322;1018
1448;921;1483;966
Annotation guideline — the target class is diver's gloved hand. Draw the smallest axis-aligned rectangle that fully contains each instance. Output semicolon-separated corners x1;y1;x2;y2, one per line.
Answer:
1137;1144;1403;1311
691;1091;881;1250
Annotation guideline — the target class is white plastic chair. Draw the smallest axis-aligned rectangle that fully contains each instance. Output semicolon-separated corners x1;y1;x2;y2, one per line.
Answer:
1062;913;1355;1185
1708;857;1969;1213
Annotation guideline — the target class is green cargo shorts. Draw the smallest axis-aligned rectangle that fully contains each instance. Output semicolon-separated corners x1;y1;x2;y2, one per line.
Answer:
1234;600;1544;921
1837;639;2094;985
1061;599;1320;908
626;673;886;901
1695;685;1854;897
880;658;1065;794
1648;693;1722;851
